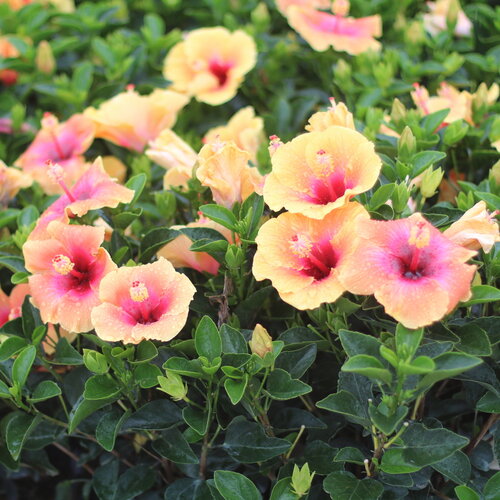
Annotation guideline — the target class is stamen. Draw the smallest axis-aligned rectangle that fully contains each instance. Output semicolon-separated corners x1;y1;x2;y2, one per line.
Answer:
327;97;337;111
268;135;283;156
289;235;313;258
407;221;430;274
130;281;149;302
316;149;335;178
52;254;75;275
210;135;226;153
46;161;76;202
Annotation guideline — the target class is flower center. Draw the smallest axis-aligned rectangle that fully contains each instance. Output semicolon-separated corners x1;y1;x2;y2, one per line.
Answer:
129;281;159;324
289;235;336;281
52;254;85;279
130;281;149;302
404;222;430;279
208;59;232;87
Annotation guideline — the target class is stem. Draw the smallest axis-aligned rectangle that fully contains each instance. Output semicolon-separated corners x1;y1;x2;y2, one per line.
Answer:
285;425;305;460
52;442;94;475
384;422;409;449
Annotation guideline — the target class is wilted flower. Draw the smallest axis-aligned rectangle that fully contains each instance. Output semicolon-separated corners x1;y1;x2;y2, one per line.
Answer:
253;202;369;310
158;216;233;275
203;106;265;164
0;36;20;86
0;161;32;206
146;129;197;189
305;98;355;132
263;126;381;219
249;324;273;357
411;82;473;126
84;87;189;152
91;258;196;344
339;214;476;329
444;201;499;253
284;0;382;55
163;27;257;105
23;222;117;333
423;0;472;37
31;157;134;238
16;113;95;194
197;139;263;208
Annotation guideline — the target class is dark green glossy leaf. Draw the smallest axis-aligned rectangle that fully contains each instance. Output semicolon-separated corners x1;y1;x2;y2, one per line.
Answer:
265;368;312;400
152;427;199;464
28;380;61;403
214;471;262;500
323;471;383;500
96;408;130;452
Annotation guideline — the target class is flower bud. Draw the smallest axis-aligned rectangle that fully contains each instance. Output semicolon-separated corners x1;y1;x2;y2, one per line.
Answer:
446;0;460;32
390;98;407;126
249;324;272;358
158;370;187;401
36;41;56;75
251;3;270;32
420;167;444;198
398;126;417;161
291;463;315;498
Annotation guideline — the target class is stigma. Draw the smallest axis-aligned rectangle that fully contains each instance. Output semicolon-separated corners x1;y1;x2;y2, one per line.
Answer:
130;281;149;302
52;254;75;275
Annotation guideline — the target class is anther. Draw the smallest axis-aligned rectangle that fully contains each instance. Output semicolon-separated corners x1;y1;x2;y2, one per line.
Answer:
130;281;149;302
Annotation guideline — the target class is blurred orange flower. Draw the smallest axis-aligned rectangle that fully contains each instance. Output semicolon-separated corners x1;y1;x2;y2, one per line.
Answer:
253;202;369;310
158;216;233;275
204;106;265;165
91;258;196;344
263;125;381;219
0;36;20;86
423;0;472;37
444;201;499;253
163;27;257;105
284;1;382;54
197;139;264;208
23;222;117;333
84;87;188;152
339;214;476;328
16;113;95;194
0;160;32;206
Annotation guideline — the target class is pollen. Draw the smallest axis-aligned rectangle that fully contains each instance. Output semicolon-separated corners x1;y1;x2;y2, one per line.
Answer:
408;222;431;249
130;281;149;302
46;161;65;184
289;234;313;258
316;149;335;177
52;254;75;275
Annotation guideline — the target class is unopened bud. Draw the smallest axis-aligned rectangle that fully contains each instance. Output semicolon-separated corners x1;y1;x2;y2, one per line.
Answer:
291;463;315;498
158;370;187;401
420;167;444;198
249;324;273;358
36;41;56;75
446;0;460;32
391;98;407;125
398;126;417;161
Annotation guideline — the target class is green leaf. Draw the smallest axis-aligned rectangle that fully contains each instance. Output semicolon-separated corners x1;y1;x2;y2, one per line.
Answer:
411;150;447;177
269;477;298;500
417;352;482;390
369;183;395;210
240;193;264;240
431;450;471;485
368;405;408;435
380;449;421;474
68;396;117;433
139;227;178;263
323;471;383;500
342;355;392;384
123;400;182;431
484;471;500;500
223;416;290;463
28;380;61;403
462;285;500;306
220;324;247;354
21;296;42;338
476;391;500;413
395;324;423;359
163;357;206;378
456;324;492;356
454;485;480;500
152;428;199;464
12;345;36;389
224;376;248;405
199;204;238;231
84;375;121;400
421;109;450;134
275;344;317;379
339;330;382;359
0;380;11;398
183;405;210;435
115;464;155;500
214;471;262;500
51;338;83;365
400;356;435;375
195;316;222;362
334;447;366;465
96;408;131;452
317;391;367;424
265;369;312;400
133;363;162;389
5;412;41;460
475;192;500;211
11;271;29;285
0;254;27;273
0;336;28;361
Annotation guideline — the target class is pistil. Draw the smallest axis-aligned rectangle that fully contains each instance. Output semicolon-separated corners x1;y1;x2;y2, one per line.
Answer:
130;281;151;323
52;254;85;279
316;149;339;202
407;223;430;273
46;161;76;202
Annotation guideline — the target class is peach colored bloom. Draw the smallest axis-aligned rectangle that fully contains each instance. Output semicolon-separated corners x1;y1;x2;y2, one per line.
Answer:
423;0;472;37
263;125;381;219
339;214;476;329
145;129;197;189
0;161;32;206
91;258;196;344
411;82;473;126
444;201;499;253
84;87;188;152
305;98;355;132
163;27;257;106
0;0;34;9
203;107;265;165
253;202;369;310
101;156;127;184
16;113;95;194
197;139;264;208
158;216;233;275
285;2;382;54
0;36;20;86
23;222;117;333
30;157;134;238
